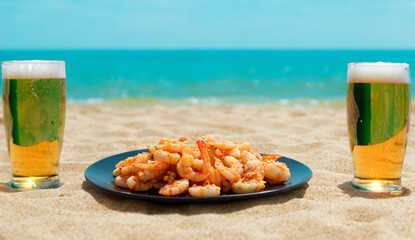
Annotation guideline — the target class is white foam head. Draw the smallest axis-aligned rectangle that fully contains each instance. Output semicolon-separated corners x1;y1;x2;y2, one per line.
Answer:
1;60;65;79
348;62;410;84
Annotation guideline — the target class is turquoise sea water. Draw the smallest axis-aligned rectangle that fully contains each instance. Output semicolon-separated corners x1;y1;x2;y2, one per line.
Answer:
1;50;414;105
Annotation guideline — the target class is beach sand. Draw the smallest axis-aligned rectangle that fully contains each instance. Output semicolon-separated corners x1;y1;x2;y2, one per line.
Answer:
0;105;414;239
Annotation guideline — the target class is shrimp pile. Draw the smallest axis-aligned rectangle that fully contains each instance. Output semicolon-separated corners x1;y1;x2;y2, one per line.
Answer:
113;136;291;197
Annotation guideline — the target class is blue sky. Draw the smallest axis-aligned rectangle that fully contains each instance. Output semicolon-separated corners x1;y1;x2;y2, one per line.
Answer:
1;0;414;49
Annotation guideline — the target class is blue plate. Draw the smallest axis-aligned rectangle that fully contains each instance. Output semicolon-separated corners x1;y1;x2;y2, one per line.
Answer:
84;149;312;203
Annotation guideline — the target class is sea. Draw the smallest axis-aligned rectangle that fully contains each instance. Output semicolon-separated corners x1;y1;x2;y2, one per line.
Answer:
1;50;414;106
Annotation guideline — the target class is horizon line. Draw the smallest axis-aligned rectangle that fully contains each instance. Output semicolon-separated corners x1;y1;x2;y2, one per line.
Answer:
1;48;415;51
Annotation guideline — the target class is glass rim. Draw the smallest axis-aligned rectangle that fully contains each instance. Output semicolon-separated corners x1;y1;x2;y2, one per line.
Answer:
348;62;409;69
1;60;65;65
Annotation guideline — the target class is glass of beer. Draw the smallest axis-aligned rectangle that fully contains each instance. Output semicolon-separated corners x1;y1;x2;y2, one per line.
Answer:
1;60;66;189
347;62;410;192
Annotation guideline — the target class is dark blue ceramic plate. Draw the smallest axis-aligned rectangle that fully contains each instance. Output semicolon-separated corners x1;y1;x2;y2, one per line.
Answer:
85;149;312;203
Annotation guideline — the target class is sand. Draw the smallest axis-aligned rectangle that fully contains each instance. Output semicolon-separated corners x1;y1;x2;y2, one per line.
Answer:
0;105;414;240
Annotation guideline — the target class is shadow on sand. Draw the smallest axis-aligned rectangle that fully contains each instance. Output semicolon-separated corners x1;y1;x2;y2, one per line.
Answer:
337;181;411;199
0;181;65;193
0;182;20;193
82;180;309;215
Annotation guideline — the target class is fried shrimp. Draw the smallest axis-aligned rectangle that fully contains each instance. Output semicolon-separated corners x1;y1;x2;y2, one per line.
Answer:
153;149;181;164
114;175;130;188
238;141;251;151
176;153;208;182
232;179;266;194
200;136;216;143
188;184;221;197
210;140;237;150
113;136;290;196
222;147;241;159
215;157;243;183
240;150;260;164
126;176;154;191
262;154;282;162
207;165;222;186
138;168;168;182
243;159;265;181
197;138;211;163
132;160;169;171
114;153;149;176
132;160;169;182
120;165;141;176
115;153;150;168
192;158;204;172
220;178;232;193
158;137;189;153
197;138;221;185
159;179;189;196
263;161;291;184
113;167;122;177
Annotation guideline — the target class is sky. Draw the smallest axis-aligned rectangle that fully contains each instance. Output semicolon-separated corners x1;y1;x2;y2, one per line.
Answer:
1;0;415;49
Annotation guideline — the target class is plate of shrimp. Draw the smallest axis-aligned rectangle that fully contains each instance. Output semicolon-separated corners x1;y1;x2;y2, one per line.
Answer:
85;136;312;203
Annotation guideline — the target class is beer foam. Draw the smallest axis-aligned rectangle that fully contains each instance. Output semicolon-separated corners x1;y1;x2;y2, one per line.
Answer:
348;62;410;84
1;60;65;79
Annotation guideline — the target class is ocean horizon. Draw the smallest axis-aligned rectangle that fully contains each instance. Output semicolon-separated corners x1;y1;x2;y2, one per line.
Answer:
1;49;414;106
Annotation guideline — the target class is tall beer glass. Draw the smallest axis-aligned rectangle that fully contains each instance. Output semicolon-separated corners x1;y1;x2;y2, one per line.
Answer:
2;61;66;189
347;62;410;192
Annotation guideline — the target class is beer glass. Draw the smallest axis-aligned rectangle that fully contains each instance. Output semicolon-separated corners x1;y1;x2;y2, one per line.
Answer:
1;61;66;189
347;62;410;192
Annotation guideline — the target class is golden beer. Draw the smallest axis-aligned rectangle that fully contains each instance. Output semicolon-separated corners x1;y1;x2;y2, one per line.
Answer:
347;62;410;192
2;61;66;189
